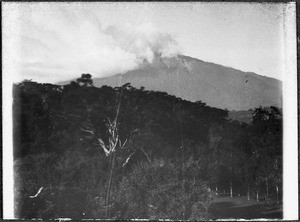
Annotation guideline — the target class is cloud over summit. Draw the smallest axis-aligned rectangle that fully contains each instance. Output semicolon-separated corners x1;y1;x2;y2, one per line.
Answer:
9;6;180;83
105;22;179;63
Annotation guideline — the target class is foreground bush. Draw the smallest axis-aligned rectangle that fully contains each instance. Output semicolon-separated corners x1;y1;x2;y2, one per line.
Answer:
115;159;213;220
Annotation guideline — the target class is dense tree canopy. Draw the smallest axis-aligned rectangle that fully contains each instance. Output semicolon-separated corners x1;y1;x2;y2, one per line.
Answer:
13;76;282;219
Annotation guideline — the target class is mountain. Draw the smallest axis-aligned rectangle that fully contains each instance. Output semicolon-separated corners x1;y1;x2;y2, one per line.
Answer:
60;55;282;111
228;110;254;124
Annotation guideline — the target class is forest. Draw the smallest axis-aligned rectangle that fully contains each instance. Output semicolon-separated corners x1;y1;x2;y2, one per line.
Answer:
13;74;282;219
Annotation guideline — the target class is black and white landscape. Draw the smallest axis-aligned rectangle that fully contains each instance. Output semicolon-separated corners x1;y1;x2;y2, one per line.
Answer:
3;2;296;220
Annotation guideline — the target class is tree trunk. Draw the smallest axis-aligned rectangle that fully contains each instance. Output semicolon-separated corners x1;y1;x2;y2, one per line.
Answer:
256;192;259;202
247;185;250;201
276;185;279;204
105;152;116;218
265;179;269;198
229;167;232;197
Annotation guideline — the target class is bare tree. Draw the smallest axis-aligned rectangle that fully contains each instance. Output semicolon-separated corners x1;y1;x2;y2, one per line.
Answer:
81;117;130;218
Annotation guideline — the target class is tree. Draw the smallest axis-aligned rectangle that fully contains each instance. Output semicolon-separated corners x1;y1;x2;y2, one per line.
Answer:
115;159;213;220
247;106;282;202
76;74;93;87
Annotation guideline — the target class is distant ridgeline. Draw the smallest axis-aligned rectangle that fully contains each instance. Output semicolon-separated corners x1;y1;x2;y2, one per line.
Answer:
13;74;228;158
65;55;282;111
13;75;282;219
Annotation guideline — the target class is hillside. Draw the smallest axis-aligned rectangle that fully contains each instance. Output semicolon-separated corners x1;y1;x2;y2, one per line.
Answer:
14;81;283;219
60;55;282;111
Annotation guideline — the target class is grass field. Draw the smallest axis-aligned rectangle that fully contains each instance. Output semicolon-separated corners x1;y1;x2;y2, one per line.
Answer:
208;194;283;219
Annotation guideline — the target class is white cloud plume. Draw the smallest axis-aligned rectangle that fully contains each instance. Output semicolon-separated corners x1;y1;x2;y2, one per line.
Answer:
105;22;179;63
5;5;180;83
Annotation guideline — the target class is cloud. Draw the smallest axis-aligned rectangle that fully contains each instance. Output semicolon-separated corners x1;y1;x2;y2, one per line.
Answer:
105;22;179;63
6;6;180;83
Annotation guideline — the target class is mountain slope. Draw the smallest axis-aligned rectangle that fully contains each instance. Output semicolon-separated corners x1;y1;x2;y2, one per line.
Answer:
62;55;282;111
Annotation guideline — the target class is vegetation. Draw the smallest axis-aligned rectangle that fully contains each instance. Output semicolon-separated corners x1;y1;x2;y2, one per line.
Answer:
13;74;282;219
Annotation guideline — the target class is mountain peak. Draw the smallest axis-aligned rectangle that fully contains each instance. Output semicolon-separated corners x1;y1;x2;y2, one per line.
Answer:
62;55;282;111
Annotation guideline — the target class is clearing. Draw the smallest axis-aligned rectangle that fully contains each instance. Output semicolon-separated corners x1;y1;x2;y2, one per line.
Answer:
208;194;282;219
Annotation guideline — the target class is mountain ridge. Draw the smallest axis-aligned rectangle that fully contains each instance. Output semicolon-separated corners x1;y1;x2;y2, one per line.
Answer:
59;54;282;111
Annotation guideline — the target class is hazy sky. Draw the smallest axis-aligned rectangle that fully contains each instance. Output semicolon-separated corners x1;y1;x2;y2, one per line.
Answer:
3;2;289;83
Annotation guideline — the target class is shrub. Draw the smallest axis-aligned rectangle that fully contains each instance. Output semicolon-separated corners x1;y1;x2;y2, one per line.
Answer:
115;159;212;220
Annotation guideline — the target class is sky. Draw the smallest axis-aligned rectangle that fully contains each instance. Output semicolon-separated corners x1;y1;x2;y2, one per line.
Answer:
3;3;289;83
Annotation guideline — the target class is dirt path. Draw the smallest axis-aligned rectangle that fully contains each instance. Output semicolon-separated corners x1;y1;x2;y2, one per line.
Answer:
208;195;282;219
